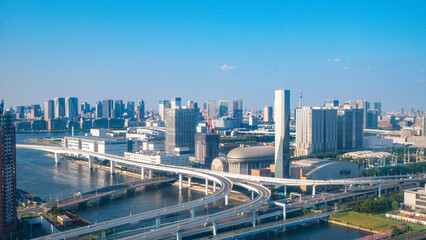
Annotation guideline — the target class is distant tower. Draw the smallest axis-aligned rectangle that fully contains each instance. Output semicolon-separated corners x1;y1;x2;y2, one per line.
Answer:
274;89;290;178
299;90;302;109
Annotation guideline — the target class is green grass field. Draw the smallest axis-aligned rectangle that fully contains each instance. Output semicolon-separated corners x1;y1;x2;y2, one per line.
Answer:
330;212;424;232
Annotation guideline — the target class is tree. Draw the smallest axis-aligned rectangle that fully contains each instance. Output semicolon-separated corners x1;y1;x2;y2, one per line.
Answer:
392;201;399;210
391;226;399;236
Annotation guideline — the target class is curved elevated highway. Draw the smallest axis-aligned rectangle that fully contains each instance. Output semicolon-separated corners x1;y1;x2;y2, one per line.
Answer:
17;144;421;239
17;144;233;240
121;182;271;239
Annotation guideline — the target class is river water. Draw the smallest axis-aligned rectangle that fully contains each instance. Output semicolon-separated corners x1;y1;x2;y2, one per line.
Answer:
16;132;368;239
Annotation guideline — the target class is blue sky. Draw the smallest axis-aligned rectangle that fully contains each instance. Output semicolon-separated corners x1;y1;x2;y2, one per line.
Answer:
1;1;425;111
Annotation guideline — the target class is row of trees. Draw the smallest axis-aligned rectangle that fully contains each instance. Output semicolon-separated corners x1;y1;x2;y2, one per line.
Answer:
359;162;426;177
352;193;403;214
220;135;275;143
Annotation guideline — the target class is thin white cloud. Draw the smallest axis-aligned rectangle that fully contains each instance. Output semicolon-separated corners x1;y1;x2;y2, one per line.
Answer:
326;59;332;63
365;67;372;71
419;69;425;73
334;58;341;62
220;64;238;71
343;67;351;70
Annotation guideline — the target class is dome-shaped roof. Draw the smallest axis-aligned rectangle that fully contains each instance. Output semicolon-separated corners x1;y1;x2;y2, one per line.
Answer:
227;145;275;164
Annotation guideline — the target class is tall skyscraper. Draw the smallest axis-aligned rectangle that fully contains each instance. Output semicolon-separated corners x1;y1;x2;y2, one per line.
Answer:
137;100;145;121
0;103;17;238
30;104;42;118
337;109;364;150
54;97;65;118
207;100;217;120
374;102;382;116
43;100;54;120
264;106;273;122
356;100;369;130
102;99;114;118
218;100;228;118
171;97;181;109
295;107;337;157
274;89;290;178
165;108;197;154
95;101;103;119
114;100;124;118
194;132;219;168
325;99;339;108
65;97;78;120
232;100;243;126
126;101;135;119
159;100;171;121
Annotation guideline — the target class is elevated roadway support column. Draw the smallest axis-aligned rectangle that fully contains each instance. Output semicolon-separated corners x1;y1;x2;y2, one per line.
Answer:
88;156;94;169
225;194;229;206
141;167;145;180
205;179;209;195
284;185;287;196
188;177;192;188
312;185;316;198
251;190;255;200
378;184;382;197
155;217;161;229
213;181;216;192
149;169;153;179
101;230;106;240
176;231;182;240
282;204;287;221
252;209;256;227
344;185;347;193
54;152;61;164
110;161;116;175
190;208;195;219
212;221;217;236
179;174;183;190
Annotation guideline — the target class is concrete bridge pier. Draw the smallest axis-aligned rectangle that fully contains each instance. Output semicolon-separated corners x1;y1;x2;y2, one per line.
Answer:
176;231;182;240
252;209;256;227
284;185;287;196
149;169;153;179
225;194;229;206
312;185;316;197
282;204;286;221
190;208;195;219
212;221;217;236
54;152;61;164
213;181;216;192
205;179;209;195
88;156;94;169
179;174;183;190
344;185;347;193
155;217;161;229
378;184;382;197
110;161;116;174
141;167;145;180
188;177;192;188
251;190;255;200
101;230;106;240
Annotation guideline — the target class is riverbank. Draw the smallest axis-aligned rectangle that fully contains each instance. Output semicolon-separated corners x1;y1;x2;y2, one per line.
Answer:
22;138;61;146
329;211;424;233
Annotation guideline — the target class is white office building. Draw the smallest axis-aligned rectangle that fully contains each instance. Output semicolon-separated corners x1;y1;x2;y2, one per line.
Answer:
295;107;337;157
124;151;189;167
62;136;137;156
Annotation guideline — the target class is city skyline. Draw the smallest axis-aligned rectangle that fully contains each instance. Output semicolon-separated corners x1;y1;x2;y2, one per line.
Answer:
1;1;425;111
